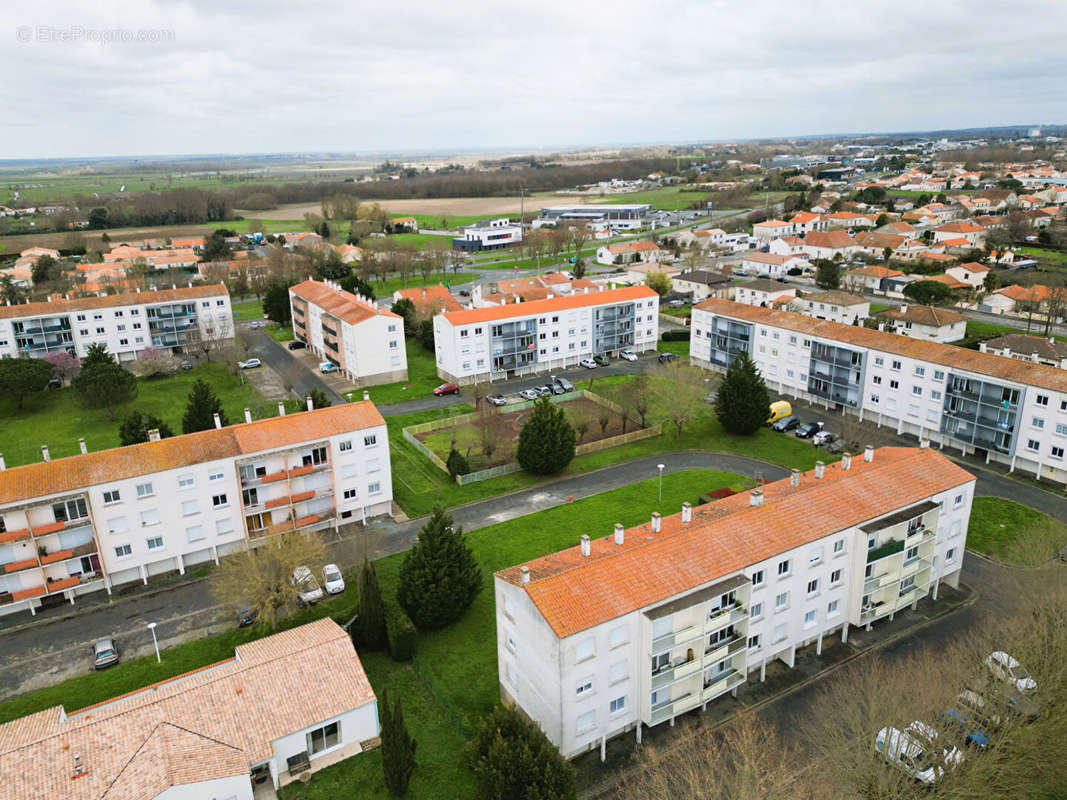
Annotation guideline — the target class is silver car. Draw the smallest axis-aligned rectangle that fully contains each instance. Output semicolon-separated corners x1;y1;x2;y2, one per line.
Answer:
92;638;120;670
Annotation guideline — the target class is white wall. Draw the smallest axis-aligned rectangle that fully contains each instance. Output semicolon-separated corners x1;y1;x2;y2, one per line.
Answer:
271;702;379;785
155;774;253;800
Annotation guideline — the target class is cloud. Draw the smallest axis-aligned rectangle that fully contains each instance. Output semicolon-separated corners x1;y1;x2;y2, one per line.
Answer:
2;0;1065;158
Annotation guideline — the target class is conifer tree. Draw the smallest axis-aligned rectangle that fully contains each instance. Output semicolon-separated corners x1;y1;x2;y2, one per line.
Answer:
356;558;387;650
181;378;229;433
380;688;416;797
397;506;481;630
515;397;576;475
714;351;771;435
468;704;576;800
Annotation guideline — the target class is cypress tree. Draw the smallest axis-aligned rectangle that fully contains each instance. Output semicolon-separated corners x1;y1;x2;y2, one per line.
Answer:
356;558;387;650
397;506;482;630
182;378;229;433
380;688;416;797
714;351;771;435
468;704;576;800
515;397;576;475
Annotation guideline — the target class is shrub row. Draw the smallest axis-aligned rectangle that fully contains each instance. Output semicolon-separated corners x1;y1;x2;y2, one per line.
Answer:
662;329;691;342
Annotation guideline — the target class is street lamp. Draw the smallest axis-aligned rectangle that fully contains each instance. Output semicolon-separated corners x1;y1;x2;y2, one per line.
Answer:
657;463;666;501
147;621;160;663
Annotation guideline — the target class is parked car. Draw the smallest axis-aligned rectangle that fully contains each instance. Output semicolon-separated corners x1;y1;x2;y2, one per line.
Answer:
433;383;460;396
292;566;323;605
667;299;684;307
824;437;847;454
47;376;62;389
704;391;718;405
236;604;259;627
594;354;611;366
518;388;541;400
795;421;823;439
580;358;598;369
811;429;834;447
287;340;307;350
486;394;507;406
319;361;337;373
249;320;265;329
322;563;346;595
938;707;991;749
874;722;963;784
657;352;679;364
619;350;638;361
548;383;566;395
237;358;261;370
985;651;1037;693
766;400;791;425
552;375;574;392
92;638;120;670
536;385;554;397
771;415;800;433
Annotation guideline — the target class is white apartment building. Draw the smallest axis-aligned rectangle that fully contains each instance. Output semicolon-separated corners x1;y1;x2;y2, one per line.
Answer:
451;218;523;252
532;204;651;231
290;279;407;386
0;284;233;362
691;299;1067;486
495;447;975;759
433;286;659;384
751;219;794;243
0;402;392;617
801;290;870;325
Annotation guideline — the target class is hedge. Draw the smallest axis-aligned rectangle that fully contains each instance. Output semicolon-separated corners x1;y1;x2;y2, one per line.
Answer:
662;329;691;342
385;602;418;661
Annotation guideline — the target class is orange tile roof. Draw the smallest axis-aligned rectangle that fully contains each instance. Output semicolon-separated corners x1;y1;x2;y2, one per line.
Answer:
290;279;399;325
935;221;985;233
852;232;909;250
0;619;376;800
498;448;974;638
996;284;1053;303
0;402;385;506
693;298;1067;393
442;285;657;325
0;284;228;321
604;240;661;254
883;304;967;326
395;284;463;316
752;219;791;228
847;264;903;279
788;211;820;223
920;273;969;289
803;231;854;249
956;262;989;273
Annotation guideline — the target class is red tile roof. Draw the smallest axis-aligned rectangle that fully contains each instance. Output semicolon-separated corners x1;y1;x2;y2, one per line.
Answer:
395;284;463;316
290;280;399;325
803;231;855;250
0;285;228;321
442;285;657;325
934;221;985;233
883;304;967;326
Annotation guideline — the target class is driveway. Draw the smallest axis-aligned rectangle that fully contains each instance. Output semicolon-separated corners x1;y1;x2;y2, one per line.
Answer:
242;327;346;406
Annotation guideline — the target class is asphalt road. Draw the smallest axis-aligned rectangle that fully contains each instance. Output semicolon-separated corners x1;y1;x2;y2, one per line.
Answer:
242;326;347;406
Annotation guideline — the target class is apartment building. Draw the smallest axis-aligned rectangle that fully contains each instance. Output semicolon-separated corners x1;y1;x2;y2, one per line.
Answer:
0;284;233;361
0;402;391;617
290;279;407;386
452;218;523;252
0;619;379;799
532;204;651;231
433;285;659;384
495;447;975;759
690;299;1067;485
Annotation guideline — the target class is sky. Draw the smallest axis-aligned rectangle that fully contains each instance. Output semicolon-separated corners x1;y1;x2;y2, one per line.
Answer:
3;0;1066;160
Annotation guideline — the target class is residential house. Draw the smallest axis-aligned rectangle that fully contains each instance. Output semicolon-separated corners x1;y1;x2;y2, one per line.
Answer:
788;211;826;234
624;262;681;286
768;236;808;256
391;216;419;232
734;279;797;308
452;218;523;252
845;264;904;294
801;231;857;261
980;334;1067;370
394;285;464;318
740;252;810;278
596;240;666;266
671;270;735;302
823;211;876;230
880;305;968;343
944;262;990;289
751;219;794;243
801;291;870;325
851;232;910;259
932;221;987;247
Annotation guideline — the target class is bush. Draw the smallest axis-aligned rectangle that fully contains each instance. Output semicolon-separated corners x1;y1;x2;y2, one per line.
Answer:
662;329;691;342
468;704;576;800
446;448;470;478
385;602;417;661
516;397;576;475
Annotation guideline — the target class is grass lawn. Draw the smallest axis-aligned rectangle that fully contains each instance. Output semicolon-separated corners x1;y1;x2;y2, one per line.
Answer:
388;232;454;249
657;337;691;360
966;320;1016;339
207;219;307;235
267;323;294;342
349;339;442;406
0;362;266;467
409;213;482;230
231;298;265;320
1018;246;1067;265
372;272;480;295
661;305;692;317
870;304;891;313
967;497;1065;566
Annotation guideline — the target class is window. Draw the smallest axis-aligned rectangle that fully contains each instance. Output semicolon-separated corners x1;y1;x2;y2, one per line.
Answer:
1033;417;1045;429
777;559;790;576
610;696;626;714
177;474;195;489
912;386;923;396
874;356;884;366
748;634;761;650
828;599;840;616
208;470;224;482
946;547;956;562
216;518;234;536
873;375;882;385
809;547;823;565
107;516;128;534
181;500;199;516
1027;439;1040;452
102;489;121;504
931;390;942;401
53;498;88;522
114;544;132;559
609;660;628;683
890;379;899;389
891;360;901;370
136;482;153;498
775;591;788;610
871;394;880;404
914;366;925;377
830;569;842;585
343;488;358;500
140;509;161;527
934;370;944;380
747;602;763;621
807;579;819;595
576;638;595;663
576;710;595;734
339;440;352;452
242;488;259;506
576;676;594;697
804;610;816;628
751;570;764;587
773;623;787;642
609;626;628;649
833;539;844;554
905;545;919;563
368;482;381;495
1036;394;1049;406
212;493;228;508
954;493;964;507
307;721;340;755
505;632;516;652
146;536;164;550
1052;446;1065;459
186;525;204;543
1056;423;1067;436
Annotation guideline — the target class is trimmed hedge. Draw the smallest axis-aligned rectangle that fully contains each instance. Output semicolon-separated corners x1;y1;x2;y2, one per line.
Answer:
662;329;691;341
385;602;418;661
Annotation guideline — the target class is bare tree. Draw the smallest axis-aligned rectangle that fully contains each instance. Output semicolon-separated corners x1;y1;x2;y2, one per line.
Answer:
129;346;178;378
1040;285;1067;336
474;405;506;464
631;374;653;428
567;405;596;443
650;363;707;436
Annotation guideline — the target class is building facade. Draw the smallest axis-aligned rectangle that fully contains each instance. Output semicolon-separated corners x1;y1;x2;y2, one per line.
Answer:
452;218;523;251
433;286;659;384
532;204;651;231
290;279;407;386
495;448;974;759
0;402;392;617
0;284;233;361
691;299;1067;485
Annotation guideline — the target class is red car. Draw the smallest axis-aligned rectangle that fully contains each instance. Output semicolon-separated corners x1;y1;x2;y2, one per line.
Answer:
433;383;460;396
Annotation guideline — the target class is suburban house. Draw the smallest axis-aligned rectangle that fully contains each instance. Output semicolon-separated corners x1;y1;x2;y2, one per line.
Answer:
391;216;419;232
801;231;857;260
0;402;392;617
290;279;408;386
452;218;523;252
740;252;810;277
394;284;464;317
671;270;735;302
768;236;808;256
0;284;233;361
494;447;974;759
692;227;729;247
980;334;1067;370
845;264;905;294
787;211;826;234
751;219;794;243
283;232;325;250
624;262;681;286
880;305;968;343
851;231;911;259
932;221;987;247
733;279;796;308
171;237;205;250
944;262;990;288
823;211;876;230
801;291;870;325
0;619;379;798
596;240;666;266
433;285;659;384
0;264;33;287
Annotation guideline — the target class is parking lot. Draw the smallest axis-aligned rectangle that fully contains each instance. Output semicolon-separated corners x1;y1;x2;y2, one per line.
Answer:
288;347;358;395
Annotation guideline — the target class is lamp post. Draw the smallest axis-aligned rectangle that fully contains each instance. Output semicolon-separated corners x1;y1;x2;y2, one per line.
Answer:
147;621;160;663
657;463;665;501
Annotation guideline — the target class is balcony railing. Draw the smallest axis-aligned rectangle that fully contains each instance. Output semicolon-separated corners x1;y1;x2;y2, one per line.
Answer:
4;558;40;574
866;538;905;564
651;655;702;691
0;529;32;545
11;586;46;601
706;602;747;630
651;621;701;655
39;549;73;565
702;670;746;703
44;576;81;593
905;527;936;546
705;635;748;666
33;520;67;536
650;691;700;726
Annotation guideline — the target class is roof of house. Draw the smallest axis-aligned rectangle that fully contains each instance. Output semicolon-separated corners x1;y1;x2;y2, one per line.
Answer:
752;219;792;229
442;285;657;326
788;211;820;223
882;304;967;327
847;264;903;279
803;231;855;249
996;284;1054;303
953;261;990;273
738;278;790;293
290;280;399;325
674;270;733;287
934;221;985;234
692;298;1067;392
878;222;917;234
985;333;1067;361
0;619;375;800
919;273;969;289
170;238;204;247
0;284;227;321
625;261;680;275
604;240;660;254
0;402;385;507
395;284;463;316
917;251;956;263
804;290;867;307
497;448;974;638
852;232;910;250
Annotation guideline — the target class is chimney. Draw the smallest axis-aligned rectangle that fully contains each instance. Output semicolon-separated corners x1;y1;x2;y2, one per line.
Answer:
864;445;874;462
681;501;692;523
749;488;764;507
1031;352;1040;363
213;413;222;430
580;534;591;557
815;461;825;479
842;452;852;470
899;304;908;314
613;523;625;545
877;322;885;332
920;439;930;449
520;565;530;585
790;469;800;487
363;390;370;402
978;341;987;353
650;512;661;533
244;407;252;424
1003;346;1011;358
0;454;5;471
306;395;314;411
147;429;160;442
78;438;88;454
278;402;286;417
41;445;50;462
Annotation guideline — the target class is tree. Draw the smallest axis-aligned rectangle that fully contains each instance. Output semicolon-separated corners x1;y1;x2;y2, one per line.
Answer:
307;387;331;409
1041;286;1067;337
651;362;707;437
118;410;174;445
416;318;435;352
313;248;350;281
80;342;113;371
129;346;177;378
516;397;576;475
182;378;229;433
570;222;590;269
210;532;324;629
645;271;673;296
262;281;293;325
903;280;955;306
338;272;376;299
201;230;233;262
397;506;482;630
714;351;770;435
391;297;418;337
475;404;506;464
0;275;25;305
87;206;109;229
380;688;417;797
445;448;470;478
468;704;576;800
982;271;1000;294
318;221;331;240
0;357;54;409
31;255;61;284
815;259;841;290
71;349;137;419
43;350;80;382
630;374;653;428
567;404;596;443
356;558;387;650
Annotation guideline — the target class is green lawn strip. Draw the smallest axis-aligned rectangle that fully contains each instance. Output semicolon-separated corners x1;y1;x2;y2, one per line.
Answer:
371;273;479;295
1017;246;1067;265
206;219;307;235
231;298;265;320
965;320;1016;339
349;340;443;406
869;304;891;314
0;362;267;467
967;497;1064;565
407;213;482;230
656;338;691;359
266;323;294;342
387;232;454;249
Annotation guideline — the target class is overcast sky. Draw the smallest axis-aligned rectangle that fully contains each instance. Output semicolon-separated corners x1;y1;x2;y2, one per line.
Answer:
3;0;1066;160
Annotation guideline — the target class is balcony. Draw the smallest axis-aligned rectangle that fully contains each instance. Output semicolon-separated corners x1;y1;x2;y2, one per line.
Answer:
905;527;936;547
266;519;295;535
0;529;31;545
652;621;702;655
4;558;40;574
863;570;897;594
702;670;746;703
650;691;701;726
264;495;292;510
39;549;73;565
295;508;335;529
45;576;81;593
866;538;905;564
11;586;46;601
860;601;894;625
704;635;748;666
34;520;67;536
706;602;747;631
288;465;315;479
259;470;288;484
651;655;702;692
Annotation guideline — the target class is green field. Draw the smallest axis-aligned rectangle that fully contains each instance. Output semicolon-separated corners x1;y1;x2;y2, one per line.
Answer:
408;213;482;230
351;339;443;406
387;232;454;249
965;320;1016;339
967;497;1064;566
1018;246;1067;266
231;298;265;319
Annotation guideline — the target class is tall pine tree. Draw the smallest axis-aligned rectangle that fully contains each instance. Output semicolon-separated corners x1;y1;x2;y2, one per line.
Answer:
467;704;576;800
182;378;229;433
380;688;416;797
397;506;481;630
713;351;771;435
515;397;576;475
355;558;386;649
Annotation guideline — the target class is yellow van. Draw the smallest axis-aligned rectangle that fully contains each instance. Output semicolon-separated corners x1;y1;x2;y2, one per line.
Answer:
766;401;792;425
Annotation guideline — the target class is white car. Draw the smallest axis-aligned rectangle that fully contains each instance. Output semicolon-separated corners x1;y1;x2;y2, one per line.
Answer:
237;358;261;370
619;350;638;361
518;388;540;401
875;722;963;784
322;563;345;595
812;429;834;447
986;651;1037;693
319;361;337;373
579;358;598;369
292;566;323;605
